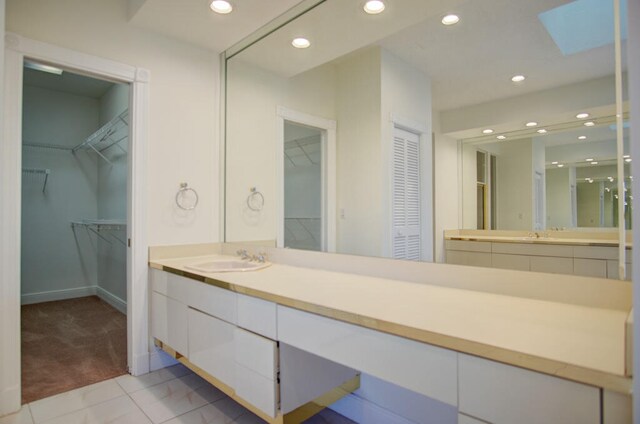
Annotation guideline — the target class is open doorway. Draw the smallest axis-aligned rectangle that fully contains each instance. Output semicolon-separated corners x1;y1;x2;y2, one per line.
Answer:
283;122;324;251
20;60;130;403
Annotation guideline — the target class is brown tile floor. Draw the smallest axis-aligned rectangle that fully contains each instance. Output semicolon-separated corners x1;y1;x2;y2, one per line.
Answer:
21;296;127;404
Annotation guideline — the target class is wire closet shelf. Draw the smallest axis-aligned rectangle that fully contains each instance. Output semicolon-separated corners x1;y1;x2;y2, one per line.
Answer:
71;219;127;246
72;109;129;165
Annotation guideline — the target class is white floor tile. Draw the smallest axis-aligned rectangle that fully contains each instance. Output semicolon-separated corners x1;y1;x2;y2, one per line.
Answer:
232;413;265;424
39;395;151;424
130;374;226;424
29;379;125;423
0;406;34;424
115;364;192;393
164;398;249;424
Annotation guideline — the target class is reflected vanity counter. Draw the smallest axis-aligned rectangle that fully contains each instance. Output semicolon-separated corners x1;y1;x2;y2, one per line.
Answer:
149;243;632;424
445;229;633;280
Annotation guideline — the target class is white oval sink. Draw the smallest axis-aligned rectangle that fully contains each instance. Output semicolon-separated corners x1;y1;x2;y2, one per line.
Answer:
186;259;271;273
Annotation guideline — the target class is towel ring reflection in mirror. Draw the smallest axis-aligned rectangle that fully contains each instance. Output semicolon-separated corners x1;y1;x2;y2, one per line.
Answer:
247;187;264;211
176;182;199;210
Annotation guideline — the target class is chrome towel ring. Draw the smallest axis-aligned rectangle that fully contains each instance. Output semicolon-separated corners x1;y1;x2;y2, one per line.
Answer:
176;182;199;210
247;187;264;211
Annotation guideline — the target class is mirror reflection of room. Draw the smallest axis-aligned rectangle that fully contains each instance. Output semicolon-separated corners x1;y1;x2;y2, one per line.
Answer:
224;0;630;277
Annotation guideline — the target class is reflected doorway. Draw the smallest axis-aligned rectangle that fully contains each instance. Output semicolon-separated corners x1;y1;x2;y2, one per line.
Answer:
283;122;324;251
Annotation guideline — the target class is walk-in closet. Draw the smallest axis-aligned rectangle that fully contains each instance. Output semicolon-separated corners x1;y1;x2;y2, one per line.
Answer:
20;61;130;403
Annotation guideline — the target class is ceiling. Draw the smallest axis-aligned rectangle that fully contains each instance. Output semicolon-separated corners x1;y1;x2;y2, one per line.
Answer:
23;66;116;98
127;0;304;53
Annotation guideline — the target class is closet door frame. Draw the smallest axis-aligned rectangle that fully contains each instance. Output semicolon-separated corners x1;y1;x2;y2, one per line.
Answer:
1;33;149;415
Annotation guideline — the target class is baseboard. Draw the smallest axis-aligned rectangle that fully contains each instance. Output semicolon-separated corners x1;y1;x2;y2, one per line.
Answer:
96;287;127;315
149;346;179;372
0;384;21;418
329;393;415;424
21;286;97;305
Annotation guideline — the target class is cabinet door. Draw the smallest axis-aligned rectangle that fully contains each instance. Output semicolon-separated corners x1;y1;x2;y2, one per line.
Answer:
188;308;235;388
234;328;278;418
151;291;188;356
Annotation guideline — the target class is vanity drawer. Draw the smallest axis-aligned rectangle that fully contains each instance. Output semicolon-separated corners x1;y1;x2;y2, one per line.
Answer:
277;306;457;406
150;268;188;304
188;308;235;388
491;243;573;258
235;327;277;380
445;240;492;253
235;364;278;418
529;256;573;274
237;293;277;339
187;279;237;325
458;354;600;424
574;258;607;278
445;250;491;267
151;291;188;356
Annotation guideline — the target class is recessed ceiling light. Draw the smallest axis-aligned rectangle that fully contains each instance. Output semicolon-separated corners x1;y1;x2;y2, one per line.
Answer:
589;180;594;183
586;158;594;162
557;164;564;168
291;38;311;49
441;14;460;25
552;161;559;165
576;112;590;119
363;0;385;14
24;61;63;75
210;0;233;14
511;75;526;83
584;121;595;127
625;158;632;163
578;135;587;140
585;178;591;181
591;161;598;165
525;121;538;127
624;155;630;158
482;129;494;134
537;129;547;134
496;135;506;140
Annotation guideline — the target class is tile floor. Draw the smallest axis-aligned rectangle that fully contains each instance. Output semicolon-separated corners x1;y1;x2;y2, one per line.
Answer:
0;364;355;424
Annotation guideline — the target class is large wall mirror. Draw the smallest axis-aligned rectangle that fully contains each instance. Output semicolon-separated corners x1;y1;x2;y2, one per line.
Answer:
224;0;630;266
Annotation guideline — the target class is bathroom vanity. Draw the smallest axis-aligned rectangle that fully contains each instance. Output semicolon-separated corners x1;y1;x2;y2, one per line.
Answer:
149;243;632;424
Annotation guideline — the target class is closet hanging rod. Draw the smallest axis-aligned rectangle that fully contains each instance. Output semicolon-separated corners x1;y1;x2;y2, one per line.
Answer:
23;142;73;151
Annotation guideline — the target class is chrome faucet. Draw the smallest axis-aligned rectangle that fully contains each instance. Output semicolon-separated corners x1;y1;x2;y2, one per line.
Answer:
236;249;250;260
251;252;268;263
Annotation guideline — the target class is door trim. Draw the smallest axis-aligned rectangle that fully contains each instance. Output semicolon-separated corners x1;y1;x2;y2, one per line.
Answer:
276;106;336;252
1;33;149;415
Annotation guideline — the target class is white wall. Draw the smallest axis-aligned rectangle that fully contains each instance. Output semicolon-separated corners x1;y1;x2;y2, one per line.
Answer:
433;130;459;262
335;47;382;256
21;85;100;301
577;182;602;227
546;167;572;228
97;84;129;305
461;144;478;229
496;138;533;230
532;138;546;229
7;0;220;246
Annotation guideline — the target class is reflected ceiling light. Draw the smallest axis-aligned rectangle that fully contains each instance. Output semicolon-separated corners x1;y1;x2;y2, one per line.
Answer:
625;158;632;163
624;155;630;158
364;0;385;14
525;121;538;127
557;164;564;168
585;178;590;181
584;121;595;127
537;129;547;134
496;135;506;140
482;129;494;134
606;188;611;192
586;158;594;162
578;135;587;140
441;14;460;25
210;0;233;14
551;161;559;165
589;180;594;183
591;161;598;165
24;61;63;75
576;112;590;119
291;38;311;48
511;75;526;83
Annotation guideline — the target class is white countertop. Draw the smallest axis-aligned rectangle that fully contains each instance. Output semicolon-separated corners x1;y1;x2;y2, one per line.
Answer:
150;253;631;393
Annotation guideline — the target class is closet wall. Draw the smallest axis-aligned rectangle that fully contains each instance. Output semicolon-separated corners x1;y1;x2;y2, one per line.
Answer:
21;76;128;310
21;84;100;303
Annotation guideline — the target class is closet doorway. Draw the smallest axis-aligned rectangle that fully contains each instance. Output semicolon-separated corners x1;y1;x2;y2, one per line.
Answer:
20;61;130;403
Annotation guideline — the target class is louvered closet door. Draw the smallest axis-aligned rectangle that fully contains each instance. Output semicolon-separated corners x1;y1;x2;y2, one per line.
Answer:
392;127;421;260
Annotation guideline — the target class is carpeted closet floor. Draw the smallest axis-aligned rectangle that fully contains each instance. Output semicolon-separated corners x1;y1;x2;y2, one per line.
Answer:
21;296;127;404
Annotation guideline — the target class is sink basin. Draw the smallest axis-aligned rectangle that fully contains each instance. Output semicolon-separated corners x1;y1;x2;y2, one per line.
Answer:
185;259;271;273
